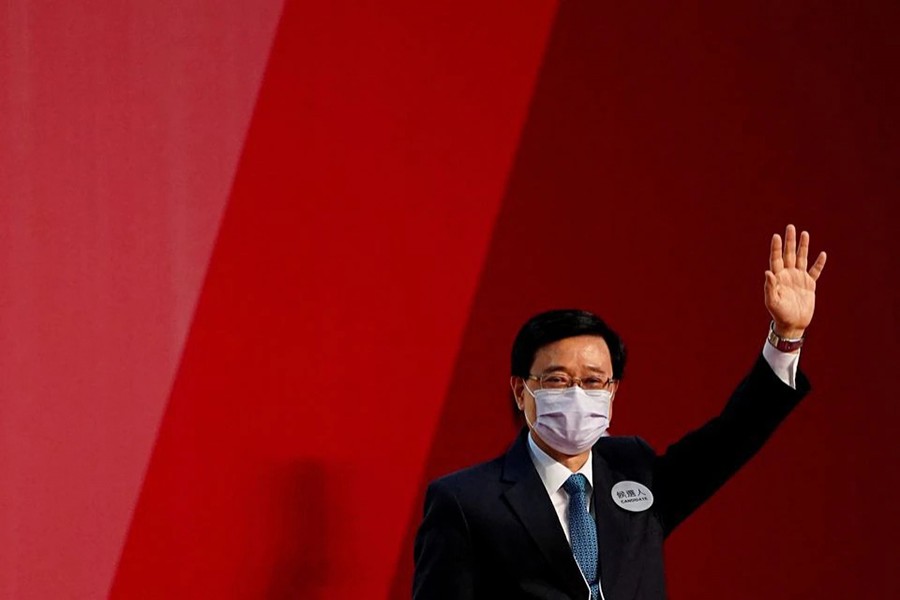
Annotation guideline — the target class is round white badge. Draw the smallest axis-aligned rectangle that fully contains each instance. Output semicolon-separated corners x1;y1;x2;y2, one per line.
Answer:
611;481;654;512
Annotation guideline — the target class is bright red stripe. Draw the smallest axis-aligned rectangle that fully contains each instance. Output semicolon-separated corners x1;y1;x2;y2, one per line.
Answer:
109;1;557;597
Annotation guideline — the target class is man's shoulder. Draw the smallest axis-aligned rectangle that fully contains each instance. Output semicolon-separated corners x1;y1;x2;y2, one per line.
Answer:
426;434;658;490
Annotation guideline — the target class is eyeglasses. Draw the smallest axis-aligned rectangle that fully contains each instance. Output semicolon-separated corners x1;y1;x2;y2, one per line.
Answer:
527;372;618;392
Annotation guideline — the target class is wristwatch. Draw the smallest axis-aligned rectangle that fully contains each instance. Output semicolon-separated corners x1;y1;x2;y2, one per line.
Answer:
767;321;805;352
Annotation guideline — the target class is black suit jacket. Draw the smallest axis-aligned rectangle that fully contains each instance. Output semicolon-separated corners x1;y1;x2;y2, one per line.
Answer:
413;355;810;600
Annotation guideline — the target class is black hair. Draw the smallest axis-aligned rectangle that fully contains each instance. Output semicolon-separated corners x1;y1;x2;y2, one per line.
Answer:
510;309;627;380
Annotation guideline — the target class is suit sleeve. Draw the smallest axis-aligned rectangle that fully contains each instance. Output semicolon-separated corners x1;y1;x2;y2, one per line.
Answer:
652;354;811;536
413;480;475;600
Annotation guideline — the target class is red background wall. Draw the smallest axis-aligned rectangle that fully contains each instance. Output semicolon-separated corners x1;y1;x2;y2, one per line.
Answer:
2;1;898;598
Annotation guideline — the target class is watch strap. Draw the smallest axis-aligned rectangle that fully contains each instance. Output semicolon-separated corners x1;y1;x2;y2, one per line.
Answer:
767;321;805;352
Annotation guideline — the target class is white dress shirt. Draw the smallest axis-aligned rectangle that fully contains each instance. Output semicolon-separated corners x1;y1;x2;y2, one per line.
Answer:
526;433;598;598
527;432;593;544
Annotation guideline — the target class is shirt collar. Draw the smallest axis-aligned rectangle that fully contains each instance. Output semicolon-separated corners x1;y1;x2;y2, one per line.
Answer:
526;430;594;496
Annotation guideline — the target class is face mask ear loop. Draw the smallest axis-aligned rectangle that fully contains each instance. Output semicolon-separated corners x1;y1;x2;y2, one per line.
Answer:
520;380;539;431
522;379;537;399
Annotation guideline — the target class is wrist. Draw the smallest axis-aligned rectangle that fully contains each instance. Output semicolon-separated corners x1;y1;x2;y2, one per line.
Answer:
768;321;805;352
773;323;806;339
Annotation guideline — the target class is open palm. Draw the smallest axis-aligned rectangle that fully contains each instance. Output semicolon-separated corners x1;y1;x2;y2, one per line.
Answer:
765;225;827;339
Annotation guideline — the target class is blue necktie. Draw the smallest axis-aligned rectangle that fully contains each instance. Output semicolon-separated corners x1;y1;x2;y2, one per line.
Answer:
563;473;599;600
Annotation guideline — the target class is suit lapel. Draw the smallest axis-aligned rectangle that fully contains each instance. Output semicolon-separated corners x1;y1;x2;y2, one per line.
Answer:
502;430;588;600
592;441;630;598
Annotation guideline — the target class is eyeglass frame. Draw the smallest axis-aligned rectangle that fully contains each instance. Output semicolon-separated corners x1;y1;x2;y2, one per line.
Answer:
526;372;618;392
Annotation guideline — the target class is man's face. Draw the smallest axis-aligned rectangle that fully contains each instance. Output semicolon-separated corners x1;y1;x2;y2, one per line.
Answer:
511;335;617;444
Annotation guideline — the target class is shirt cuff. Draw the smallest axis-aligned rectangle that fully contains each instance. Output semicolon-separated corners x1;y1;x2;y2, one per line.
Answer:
762;338;800;389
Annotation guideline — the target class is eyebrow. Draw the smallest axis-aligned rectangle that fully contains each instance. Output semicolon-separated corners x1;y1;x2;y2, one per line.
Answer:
541;364;611;376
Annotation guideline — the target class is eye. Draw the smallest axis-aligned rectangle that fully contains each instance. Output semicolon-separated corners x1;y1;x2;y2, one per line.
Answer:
582;377;608;389
541;374;569;388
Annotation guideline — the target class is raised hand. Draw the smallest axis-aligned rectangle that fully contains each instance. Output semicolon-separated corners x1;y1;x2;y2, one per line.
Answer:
765;224;827;339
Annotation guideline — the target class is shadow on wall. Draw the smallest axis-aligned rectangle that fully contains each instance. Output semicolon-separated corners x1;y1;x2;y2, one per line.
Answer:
264;460;330;600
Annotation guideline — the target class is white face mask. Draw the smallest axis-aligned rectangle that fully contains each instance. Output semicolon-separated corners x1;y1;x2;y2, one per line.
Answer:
524;383;612;455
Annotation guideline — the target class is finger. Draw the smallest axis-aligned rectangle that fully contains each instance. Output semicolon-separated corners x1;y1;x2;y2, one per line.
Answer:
764;270;778;306
770;234;784;272
808;251;827;281
797;230;810;270
783;224;797;268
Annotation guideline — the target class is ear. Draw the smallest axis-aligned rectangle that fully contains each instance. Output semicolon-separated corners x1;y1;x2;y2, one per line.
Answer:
608;383;619;421
509;376;526;411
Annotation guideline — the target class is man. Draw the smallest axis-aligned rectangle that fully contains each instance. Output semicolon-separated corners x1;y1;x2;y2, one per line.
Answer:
413;225;827;600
